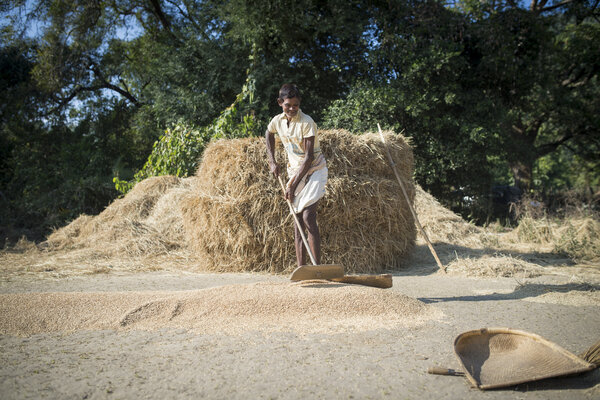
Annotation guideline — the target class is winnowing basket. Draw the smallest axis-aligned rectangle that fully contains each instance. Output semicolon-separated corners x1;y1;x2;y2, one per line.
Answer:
454;328;598;389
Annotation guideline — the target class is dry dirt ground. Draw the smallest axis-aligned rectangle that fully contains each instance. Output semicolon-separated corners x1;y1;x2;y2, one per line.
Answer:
1;244;599;400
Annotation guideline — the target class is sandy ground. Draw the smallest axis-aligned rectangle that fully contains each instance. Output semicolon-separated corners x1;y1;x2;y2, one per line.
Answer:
1;260;599;400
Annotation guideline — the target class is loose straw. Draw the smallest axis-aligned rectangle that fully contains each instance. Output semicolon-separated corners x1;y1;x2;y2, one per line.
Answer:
377;124;446;273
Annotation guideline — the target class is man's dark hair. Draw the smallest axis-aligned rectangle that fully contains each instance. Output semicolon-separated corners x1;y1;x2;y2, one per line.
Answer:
278;84;301;100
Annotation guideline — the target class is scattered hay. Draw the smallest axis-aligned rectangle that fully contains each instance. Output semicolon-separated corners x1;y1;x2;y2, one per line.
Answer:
0;282;439;336
553;217;600;262
446;254;544;278
414;186;483;246
507;216;600;262
45;176;191;258
510;216;555;245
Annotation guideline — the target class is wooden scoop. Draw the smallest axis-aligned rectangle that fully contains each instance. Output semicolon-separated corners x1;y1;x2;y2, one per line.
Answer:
291;265;393;289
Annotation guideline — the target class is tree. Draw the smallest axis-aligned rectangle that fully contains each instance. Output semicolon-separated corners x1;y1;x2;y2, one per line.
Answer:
457;0;600;192
323;2;501;209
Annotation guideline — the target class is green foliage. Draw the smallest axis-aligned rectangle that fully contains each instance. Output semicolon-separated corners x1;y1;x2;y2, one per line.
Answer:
113;123;210;193
218;0;374;119
114;77;260;194
1;0;599;241
322;1;599;220
321;7;501;209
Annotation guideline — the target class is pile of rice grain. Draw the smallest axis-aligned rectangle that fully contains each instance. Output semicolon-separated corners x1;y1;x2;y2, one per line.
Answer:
0;281;437;336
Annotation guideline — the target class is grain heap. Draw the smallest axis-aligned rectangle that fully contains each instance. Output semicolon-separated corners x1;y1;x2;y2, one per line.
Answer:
0;281;437;336
182;129;416;273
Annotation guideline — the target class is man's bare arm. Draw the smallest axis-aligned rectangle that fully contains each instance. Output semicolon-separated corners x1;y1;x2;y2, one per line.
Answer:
265;129;279;176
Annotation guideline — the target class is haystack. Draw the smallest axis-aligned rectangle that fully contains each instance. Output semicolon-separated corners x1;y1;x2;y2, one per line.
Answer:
43;129;417;273
414;186;482;246
183;129;416;273
45;176;192;257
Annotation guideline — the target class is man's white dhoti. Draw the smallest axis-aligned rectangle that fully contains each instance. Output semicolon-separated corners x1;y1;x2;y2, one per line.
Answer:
287;166;328;214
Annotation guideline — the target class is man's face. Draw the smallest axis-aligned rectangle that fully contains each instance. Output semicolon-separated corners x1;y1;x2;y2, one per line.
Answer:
278;96;300;119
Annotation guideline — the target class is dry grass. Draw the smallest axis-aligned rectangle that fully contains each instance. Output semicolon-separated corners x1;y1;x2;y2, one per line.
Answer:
45;175;188;257
414;186;483;247
19;129;415;275
2;129;598;279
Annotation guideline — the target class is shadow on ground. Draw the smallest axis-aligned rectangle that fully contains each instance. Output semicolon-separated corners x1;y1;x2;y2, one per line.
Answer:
397;242;577;277
419;282;600;304
512;368;600;392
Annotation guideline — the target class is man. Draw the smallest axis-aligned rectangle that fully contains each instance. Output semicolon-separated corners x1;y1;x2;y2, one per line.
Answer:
265;84;328;266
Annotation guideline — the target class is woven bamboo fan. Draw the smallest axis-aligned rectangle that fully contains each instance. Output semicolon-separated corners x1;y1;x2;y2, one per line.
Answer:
453;328;598;389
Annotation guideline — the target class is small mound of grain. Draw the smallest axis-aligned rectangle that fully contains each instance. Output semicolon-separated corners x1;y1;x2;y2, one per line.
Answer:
0;282;438;336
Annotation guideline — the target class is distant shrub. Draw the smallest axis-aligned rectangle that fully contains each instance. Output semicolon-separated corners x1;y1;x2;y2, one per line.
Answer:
553;218;600;262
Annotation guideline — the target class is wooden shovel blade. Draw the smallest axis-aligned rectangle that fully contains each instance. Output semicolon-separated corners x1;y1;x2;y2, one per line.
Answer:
331;274;393;289
290;264;345;281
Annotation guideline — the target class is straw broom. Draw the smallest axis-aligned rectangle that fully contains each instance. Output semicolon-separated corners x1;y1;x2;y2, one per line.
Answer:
581;339;600;366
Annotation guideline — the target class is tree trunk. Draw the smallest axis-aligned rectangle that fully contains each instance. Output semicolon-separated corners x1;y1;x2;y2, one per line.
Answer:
509;160;533;193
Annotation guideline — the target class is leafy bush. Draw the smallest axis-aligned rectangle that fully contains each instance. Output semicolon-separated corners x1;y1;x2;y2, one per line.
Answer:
113;124;210;193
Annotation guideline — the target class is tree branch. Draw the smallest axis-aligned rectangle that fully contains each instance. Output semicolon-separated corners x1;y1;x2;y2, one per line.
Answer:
530;0;539;11
536;134;574;157
148;0;171;30
45;55;144;115
46;84;105;115
536;0;576;13
164;0;210;41
88;60;141;106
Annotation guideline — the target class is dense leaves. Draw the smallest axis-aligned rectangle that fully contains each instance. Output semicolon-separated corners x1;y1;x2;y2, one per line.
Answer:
0;0;598;242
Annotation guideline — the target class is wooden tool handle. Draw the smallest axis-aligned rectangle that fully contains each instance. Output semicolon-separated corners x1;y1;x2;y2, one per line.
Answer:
277;175;318;265
427;367;465;376
331;274;393;289
377;124;446;273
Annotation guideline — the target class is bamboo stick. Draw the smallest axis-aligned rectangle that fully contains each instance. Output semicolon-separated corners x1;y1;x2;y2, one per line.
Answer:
377;123;446;273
